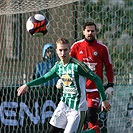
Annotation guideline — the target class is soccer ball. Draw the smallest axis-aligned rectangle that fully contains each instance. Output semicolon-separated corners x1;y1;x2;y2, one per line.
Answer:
26;14;49;36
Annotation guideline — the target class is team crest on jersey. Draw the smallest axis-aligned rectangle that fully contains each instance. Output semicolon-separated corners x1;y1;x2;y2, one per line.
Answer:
94;51;98;56
61;74;73;86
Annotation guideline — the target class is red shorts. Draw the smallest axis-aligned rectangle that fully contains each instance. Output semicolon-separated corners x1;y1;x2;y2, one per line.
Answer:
86;91;100;109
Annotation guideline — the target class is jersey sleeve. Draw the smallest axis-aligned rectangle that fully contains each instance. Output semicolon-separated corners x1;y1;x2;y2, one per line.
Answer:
70;43;77;58
26;64;58;87
103;46;114;83
78;63;106;101
78;62;97;81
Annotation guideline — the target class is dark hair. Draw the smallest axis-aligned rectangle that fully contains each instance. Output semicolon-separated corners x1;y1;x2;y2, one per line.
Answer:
83;22;98;31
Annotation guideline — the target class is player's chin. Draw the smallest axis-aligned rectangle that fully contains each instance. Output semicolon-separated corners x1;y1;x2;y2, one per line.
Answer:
60;56;66;60
87;36;94;40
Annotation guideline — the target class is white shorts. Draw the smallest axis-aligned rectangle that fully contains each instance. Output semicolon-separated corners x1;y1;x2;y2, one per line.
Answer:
50;101;83;133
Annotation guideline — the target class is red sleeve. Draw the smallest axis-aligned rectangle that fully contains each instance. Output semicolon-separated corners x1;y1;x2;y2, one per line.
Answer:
103;47;114;83
70;43;76;57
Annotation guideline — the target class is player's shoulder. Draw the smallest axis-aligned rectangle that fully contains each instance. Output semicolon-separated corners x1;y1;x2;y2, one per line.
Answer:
97;40;107;48
96;40;109;51
71;39;85;47
73;39;85;44
71;57;87;67
55;60;61;65
51;61;61;70
71;58;89;72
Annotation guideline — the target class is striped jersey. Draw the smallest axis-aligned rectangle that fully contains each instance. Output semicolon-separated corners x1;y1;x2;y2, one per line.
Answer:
26;57;106;111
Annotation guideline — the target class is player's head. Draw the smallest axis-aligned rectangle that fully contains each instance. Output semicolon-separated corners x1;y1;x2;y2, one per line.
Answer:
56;37;71;64
83;22;98;31
83;22;98;42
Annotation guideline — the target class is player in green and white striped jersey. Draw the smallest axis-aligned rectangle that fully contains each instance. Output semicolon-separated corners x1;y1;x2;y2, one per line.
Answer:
17;37;111;133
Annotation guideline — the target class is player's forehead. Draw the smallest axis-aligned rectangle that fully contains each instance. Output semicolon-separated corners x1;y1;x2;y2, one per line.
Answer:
85;25;96;31
56;43;70;49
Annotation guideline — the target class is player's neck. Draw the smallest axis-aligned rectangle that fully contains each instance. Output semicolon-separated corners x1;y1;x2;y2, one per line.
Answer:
85;38;95;43
62;56;71;65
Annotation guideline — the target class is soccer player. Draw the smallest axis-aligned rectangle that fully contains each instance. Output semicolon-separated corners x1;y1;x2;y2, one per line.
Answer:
70;22;114;133
17;37;111;133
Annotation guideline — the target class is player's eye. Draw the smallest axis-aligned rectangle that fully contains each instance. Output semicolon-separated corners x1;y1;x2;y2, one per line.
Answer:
59;49;62;52
87;30;95;32
64;49;68;52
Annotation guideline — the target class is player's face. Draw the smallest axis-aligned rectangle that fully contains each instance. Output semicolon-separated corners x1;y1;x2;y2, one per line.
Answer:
83;25;97;41
56;43;70;64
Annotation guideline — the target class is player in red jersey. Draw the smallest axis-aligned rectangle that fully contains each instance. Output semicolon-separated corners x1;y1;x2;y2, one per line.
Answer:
70;22;114;133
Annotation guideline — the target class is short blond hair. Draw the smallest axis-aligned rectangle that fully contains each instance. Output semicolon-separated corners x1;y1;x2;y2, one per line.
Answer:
56;37;71;48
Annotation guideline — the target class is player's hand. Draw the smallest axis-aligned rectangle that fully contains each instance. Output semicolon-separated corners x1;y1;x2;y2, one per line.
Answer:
104;83;114;100
105;87;114;100
56;79;63;89
17;84;28;96
101;100;111;112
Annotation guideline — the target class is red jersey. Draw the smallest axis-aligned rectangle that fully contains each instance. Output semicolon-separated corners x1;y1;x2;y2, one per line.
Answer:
70;39;114;92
